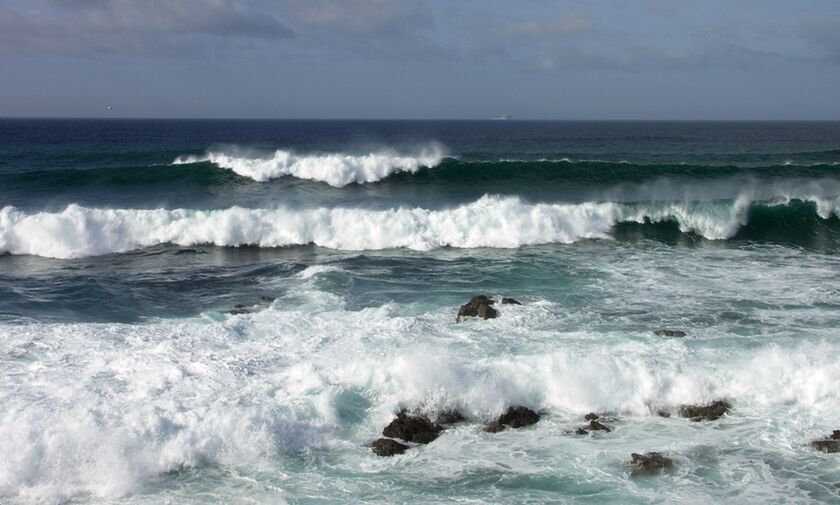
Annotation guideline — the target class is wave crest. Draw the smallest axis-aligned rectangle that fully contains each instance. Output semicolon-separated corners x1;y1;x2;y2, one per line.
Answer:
172;145;446;186
2;195;838;259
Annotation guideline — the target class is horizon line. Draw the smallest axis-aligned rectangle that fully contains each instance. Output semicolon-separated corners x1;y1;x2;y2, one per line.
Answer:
2;116;840;122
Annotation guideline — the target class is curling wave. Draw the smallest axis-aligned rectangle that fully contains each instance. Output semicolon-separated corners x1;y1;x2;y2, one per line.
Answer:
172;145;446;186
2;195;839;259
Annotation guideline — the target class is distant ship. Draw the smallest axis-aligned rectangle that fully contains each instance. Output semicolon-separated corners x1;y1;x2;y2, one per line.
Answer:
491;114;511;120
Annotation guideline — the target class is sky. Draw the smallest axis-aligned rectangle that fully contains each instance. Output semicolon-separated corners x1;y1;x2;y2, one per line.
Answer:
1;0;840;119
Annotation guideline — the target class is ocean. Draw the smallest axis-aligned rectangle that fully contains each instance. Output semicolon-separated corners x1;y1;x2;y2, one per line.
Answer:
1;119;839;504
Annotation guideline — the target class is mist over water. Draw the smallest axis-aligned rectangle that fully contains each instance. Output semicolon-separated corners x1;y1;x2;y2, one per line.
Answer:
2;120;840;504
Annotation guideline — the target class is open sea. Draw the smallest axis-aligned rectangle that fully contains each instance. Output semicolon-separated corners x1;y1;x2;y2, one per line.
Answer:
1;119;840;504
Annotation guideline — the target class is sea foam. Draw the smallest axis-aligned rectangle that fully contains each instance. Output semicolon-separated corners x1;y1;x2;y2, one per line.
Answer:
1;195;838;259
172;145;446;186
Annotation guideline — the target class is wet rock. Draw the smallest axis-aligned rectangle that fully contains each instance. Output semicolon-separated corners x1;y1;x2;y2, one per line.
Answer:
501;297;522;305
477;302;498;320
227;304;252;315
629;452;674;475
435;410;466;425
654;329;687;337
456;295;497;322
586;419;612;432
584;412;599;421
484;406;540;432
575;427;588;435
382;411;442;444
678;400;731;421
371;438;409;456
259;296;276;303
810;431;840;453
656;409;672;418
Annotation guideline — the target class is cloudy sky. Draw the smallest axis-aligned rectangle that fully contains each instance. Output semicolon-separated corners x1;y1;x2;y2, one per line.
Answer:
2;0;840;119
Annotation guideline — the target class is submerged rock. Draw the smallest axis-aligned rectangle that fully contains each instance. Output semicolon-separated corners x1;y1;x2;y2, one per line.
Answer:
654;329;687;337
810;431;840;453
259;296;276;303
372;438;409;457
435;410;467;425
576;419;612;434
629;452;674;475
382;411;442;444
678;400;731;421
227;303;252;315
501;297;522;305
456;295;498;322
484;406;540;432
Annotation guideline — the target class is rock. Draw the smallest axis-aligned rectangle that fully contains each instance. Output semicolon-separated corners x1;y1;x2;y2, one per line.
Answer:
584;412;599;421
382;411;442;444
678;400;731;421
259;296;276;303
629;452;674;475
654;329;687;337
810;431;840;453
456;295;497;322
435;410;466;425
501;297;522;305
228;304;251;314
656;409;671;418
477;302;498;320
485;406;540;432
575;427;588;435
585;419;612;432
371;438;409;456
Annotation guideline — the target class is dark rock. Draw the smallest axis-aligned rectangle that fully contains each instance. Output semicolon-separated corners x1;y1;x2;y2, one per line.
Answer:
435;410;466;425
382;411;442;444
810;439;840;453
456;295;497;322
629;452;674;475
259;296;276;303
575;427;588;435
483;421;505;433
485;406;540;432
501;297;522;305
678;400;731;421
656;409;671;418
584;412;599;421
654;329;687;337
810;431;840;453
586;419;612;432
477;302;498;320
228;304;251;314
371;438;409;456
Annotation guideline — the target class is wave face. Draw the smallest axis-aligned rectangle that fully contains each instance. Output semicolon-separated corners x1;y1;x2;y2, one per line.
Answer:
2;195;838;259
172;145;446;186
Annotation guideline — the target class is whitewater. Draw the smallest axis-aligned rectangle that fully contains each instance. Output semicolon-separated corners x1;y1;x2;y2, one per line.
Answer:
3;119;840;505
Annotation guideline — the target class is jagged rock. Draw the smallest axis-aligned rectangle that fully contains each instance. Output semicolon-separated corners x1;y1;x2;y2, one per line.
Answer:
629;452;674;475
584;412;599;421
382;411;442;444
654;329;687;337
435;410;466;425
457;295;497;322
371;438;409;456
586;419;612;432
501;297;522;305
477;302;498;320
484;406;540;432
810;431;840;453
678;400;731;421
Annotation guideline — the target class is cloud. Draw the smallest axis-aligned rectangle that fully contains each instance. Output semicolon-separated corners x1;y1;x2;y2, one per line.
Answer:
0;0;294;56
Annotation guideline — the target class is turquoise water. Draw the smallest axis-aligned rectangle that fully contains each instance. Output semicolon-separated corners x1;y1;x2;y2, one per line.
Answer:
1;120;840;504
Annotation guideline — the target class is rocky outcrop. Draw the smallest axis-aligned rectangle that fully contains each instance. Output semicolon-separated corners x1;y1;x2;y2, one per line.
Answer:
484;406;540;432
382;411;443;444
435;410;466;425
678;400;731;421
578;419;612;433
629;452;673;475
457;295;498;322
810;430;840;453
654;329;686;337
372;438;409;456
501;297;522;305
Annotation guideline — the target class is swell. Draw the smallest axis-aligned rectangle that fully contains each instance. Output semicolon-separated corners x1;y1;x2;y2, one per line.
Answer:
4;159;840;196
2;195;838;259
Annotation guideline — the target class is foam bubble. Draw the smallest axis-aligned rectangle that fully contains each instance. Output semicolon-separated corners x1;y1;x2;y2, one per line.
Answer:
173;145;446;186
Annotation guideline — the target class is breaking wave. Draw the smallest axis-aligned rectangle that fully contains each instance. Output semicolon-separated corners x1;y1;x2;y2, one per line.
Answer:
2;195;839;259
172;145;446;186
